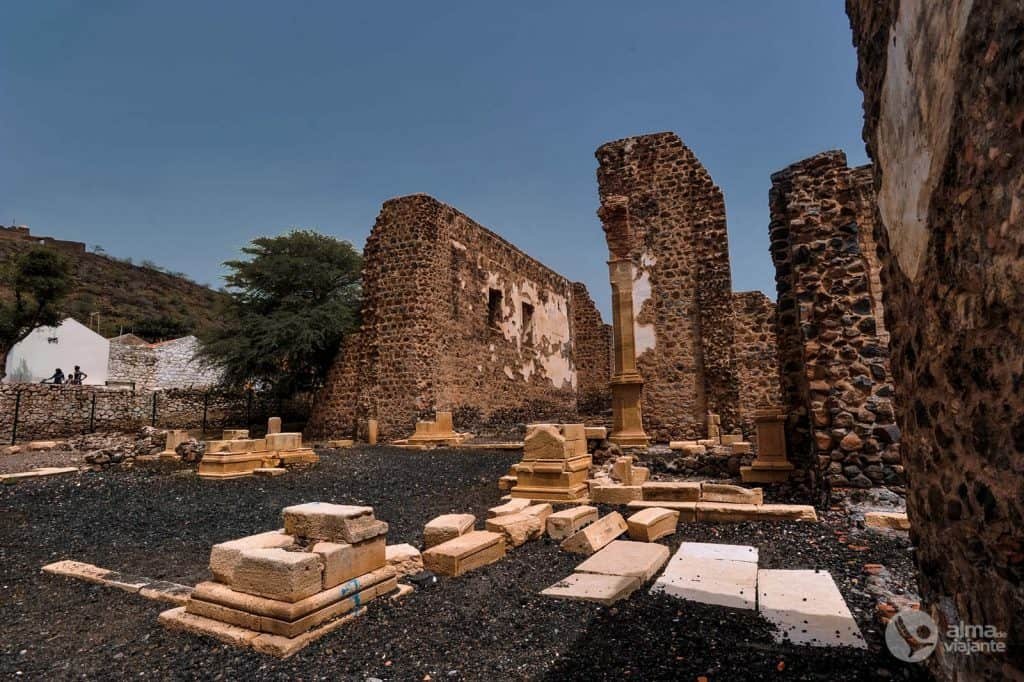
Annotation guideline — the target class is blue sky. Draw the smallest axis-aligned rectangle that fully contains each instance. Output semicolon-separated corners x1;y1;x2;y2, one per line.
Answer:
0;1;868;320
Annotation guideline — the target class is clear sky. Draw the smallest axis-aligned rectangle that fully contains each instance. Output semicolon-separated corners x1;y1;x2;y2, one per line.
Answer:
0;1;868;320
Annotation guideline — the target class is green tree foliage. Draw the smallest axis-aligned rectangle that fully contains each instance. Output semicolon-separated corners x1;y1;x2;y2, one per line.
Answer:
0;248;73;380
199;230;362;394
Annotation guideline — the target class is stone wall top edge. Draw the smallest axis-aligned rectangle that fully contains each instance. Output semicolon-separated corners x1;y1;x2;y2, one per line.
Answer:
594;130;682;157
769;149;850;181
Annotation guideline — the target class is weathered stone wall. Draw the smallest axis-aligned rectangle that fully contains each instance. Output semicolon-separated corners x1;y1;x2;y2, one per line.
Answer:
107;335;157;389
310;194;597;441
768;152;901;497
108;335;221;390
571;281;612;418
0;385;309;442
595;132;741;441
849;1;1023;677
732;291;783;438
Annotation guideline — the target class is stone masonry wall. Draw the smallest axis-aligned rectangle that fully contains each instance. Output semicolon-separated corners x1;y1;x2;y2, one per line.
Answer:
769;151;901;497
571;281;612;419
108;335;221;390
595;132;741;442
732;291;783;439
849;1;1023;677
108;336;157;389
310;194;594;441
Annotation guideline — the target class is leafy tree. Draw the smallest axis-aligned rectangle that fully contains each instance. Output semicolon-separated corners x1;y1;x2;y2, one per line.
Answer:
199;230;362;394
0;248;73;381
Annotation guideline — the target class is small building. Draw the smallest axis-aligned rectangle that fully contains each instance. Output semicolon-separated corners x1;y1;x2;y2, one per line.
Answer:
4;318;109;384
107;333;221;390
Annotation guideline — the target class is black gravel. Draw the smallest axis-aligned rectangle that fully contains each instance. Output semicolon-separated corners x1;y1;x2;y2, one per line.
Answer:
0;446;931;680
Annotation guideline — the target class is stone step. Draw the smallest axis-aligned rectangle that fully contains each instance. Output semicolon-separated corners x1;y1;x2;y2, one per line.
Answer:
757;569;867;649
540;572;641;606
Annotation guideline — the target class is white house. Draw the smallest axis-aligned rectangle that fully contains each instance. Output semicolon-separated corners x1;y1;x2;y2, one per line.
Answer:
4;318;109;385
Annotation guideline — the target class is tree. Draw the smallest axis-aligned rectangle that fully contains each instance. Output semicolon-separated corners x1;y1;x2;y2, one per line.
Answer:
0;248;74;381
199;230;362;395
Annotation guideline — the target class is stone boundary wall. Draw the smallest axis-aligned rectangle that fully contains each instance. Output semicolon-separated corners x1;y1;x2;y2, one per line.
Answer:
732;291;783;439
0;385;311;443
595;131;741;441
769;151;901;497
849;1;1023;677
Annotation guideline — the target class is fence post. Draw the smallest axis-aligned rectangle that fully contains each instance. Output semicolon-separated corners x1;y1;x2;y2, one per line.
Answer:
88;392;96;434
151;392;158;427
202;391;209;437
11;390;22;445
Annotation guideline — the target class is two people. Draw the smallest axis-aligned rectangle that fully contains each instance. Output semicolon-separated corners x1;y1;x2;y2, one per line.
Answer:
40;365;87;385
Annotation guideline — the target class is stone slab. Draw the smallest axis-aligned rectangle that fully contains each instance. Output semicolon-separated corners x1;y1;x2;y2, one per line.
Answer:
424;513;476;548
540;572;641;606
584;426;607;440
700;483;764;505
626;500;698;522
508;484;589;501
250;608;365;658
230;548;324;602
422;530;505;577
520;503;553;526
626;507;680;542
695;502;817;523
0;467;78;483
160;606;261;648
546;505;598;540
678;542;759;564
651;543;759;610
138;581;194;605
589;485;643;505
209;530;295;583
282;502;387;544
575;540;670;582
864;511;910;530
486;498;532;518
758;569;867;648
313;535;386;589
484;513;543;547
560;512;627;555
641;481;701;502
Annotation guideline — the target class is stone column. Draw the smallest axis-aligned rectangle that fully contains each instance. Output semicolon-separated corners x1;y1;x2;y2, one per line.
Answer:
601;197;649;448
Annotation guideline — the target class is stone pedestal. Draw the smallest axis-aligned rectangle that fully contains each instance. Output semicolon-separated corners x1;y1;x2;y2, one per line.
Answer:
741;409;794;483
159;429;190;460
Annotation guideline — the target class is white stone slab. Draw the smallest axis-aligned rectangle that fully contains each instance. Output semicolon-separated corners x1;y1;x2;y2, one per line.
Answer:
575;540;670;582
757;569;867;649
677;542;758;564
541;572;641;605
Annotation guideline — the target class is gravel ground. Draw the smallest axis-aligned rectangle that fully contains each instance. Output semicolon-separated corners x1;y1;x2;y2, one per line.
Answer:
0;446;930;681
0;448;85;475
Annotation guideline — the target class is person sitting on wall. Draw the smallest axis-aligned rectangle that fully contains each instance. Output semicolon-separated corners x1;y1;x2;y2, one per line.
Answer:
70;365;87;385
40;367;65;385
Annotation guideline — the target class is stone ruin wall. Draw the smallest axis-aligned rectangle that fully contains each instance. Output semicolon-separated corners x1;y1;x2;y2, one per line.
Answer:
309;194;598;441
849;1;1023;677
571;282;612;421
769;151;902;497
732;291;783;439
108;335;221;390
595;132;741;442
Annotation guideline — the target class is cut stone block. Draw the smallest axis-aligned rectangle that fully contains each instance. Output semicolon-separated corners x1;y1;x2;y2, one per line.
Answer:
721;434;744;445
677;542;759;564
230;548;324;602
424;513;476;548
422;530;505;577
41;560;150;593
652;554;758;610
250;608;365;658
626;500;698;521
560;512;627;555
160;429;190;458
520;503;553;527
584;426;607;440
160;606;260;648
541;572;641;605
254;467;286;477
267;417;282;434
223;429;250;440
590;484;643;504
729;441;753;455
627;507;680;542
487;498;532;518
575;540;670;581
313;535;386;589
546;505;598;540
668;441;706;455
484;512;543;547
497;475;517;491
138;581;194;605
750;504;818;522
700;483;764;505
508;484;589;502
522;426;570;460
385;543;423;577
209;530;295;583
267;433;302;451
282;502;388;544
641;481;701;502
864;511;910;530
758;569;867;648
696;502;817;523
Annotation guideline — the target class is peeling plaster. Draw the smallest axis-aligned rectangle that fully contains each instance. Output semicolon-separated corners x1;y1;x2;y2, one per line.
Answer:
633;252;656;356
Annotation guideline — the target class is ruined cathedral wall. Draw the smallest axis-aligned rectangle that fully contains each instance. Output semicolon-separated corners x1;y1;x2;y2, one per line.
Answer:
849;1;1023;677
768;152;901;496
571;282;612;418
732;291;783;437
595;131;740;442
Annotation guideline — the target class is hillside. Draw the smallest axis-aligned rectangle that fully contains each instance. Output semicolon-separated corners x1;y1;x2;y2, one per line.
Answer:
0;227;227;342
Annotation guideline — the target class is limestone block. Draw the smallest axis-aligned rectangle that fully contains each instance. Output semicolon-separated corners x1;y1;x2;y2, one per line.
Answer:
313;536;386;589
575;540;670;582
485;512;543;547
385;544;423;577
627;507;680;542
748;504;818;522
422;530;505;577
642;481;701;502
282;502;388;544
327;439;354;448
584;426;608;440
424;513;476;548
161;430;190;456
864;511;910;530
209;530;295;583
721;434;744;445
729;441;753;455
700;483;764;505
560;423;587;442
520;503;553;526
677;542;758;564
487;498;531;518
138;581;194;605
249;609;365;659
652;543;758;609
497;475;517;491
757;570;866;648
523;426;570;461
267;417;282;434
223;429;250;440
631;467;650;483
560;512;627;555
508;483;589;502
159;606;260;648
695;502;760;522
590;484;643;504
669;441;706;455
267;433;302;451
626;500;698;522
230;548;324;602
611;456;635;482
546;505;598;540
541;572;641;606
